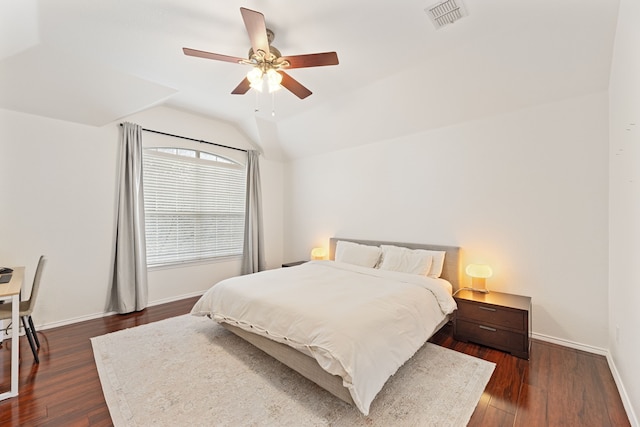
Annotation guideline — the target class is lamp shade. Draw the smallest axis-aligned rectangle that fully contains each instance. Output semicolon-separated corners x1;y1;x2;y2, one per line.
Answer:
265;68;283;93
465;263;492;292
247;68;264;92
310;247;327;260
465;264;493;278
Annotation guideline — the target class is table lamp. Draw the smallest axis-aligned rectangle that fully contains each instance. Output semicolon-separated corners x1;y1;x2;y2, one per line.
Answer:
310;247;327;260
465;263;493;293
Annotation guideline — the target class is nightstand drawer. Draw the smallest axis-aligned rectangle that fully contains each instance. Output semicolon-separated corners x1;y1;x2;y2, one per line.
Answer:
457;300;526;331
456;319;526;352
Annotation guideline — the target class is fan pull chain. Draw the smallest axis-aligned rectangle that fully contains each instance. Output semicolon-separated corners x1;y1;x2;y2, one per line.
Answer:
271;92;276;117
254;90;260;113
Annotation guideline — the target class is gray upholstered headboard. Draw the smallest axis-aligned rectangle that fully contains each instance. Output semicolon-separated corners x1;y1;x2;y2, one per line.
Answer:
329;237;461;290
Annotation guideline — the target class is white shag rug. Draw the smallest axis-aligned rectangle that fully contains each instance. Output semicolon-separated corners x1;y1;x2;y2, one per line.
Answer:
91;315;494;427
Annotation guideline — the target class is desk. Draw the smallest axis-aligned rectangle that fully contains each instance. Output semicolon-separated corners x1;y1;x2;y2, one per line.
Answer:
0;266;23;400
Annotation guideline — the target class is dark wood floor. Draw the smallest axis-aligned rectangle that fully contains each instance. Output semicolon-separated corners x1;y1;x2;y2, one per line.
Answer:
0;297;630;426
429;326;630;426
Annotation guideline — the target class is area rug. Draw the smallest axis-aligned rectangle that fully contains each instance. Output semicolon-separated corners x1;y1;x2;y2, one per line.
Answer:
91;315;495;427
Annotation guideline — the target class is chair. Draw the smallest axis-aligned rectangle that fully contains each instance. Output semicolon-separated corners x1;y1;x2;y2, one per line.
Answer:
0;255;46;363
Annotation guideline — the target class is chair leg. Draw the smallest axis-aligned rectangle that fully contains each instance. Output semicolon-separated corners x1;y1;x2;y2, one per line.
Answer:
21;316;39;363
27;315;40;349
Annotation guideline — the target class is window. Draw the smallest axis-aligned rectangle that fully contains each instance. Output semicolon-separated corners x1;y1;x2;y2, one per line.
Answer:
142;147;246;266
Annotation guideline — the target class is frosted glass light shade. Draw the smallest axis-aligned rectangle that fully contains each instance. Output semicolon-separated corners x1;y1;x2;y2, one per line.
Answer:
310;247;327;260
265;69;282;93
247;68;264;92
465;264;493;278
465;263;492;292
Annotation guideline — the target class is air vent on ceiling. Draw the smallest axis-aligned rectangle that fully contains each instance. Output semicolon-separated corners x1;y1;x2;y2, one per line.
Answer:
425;0;468;29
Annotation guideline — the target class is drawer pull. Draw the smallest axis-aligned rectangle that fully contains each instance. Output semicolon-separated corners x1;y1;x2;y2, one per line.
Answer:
479;325;497;332
479;306;497;312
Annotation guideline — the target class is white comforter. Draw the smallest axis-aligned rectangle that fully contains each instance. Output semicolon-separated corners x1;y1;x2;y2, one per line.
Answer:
191;261;457;415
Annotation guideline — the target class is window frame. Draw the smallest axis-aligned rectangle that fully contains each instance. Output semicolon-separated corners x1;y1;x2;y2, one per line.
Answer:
141;136;247;269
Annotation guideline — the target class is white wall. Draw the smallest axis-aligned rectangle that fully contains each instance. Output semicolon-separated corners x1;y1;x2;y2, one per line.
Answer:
609;0;640;423
0;105;283;327
285;92;609;350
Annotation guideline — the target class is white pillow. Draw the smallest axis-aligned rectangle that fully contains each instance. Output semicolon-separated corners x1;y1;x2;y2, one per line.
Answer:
380;245;446;278
378;246;433;276
425;250;446;278
335;241;382;268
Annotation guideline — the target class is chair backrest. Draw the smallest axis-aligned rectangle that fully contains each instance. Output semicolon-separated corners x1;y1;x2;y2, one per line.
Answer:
25;255;46;314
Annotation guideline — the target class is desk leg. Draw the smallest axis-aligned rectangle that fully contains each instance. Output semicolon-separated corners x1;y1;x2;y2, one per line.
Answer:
0;294;19;400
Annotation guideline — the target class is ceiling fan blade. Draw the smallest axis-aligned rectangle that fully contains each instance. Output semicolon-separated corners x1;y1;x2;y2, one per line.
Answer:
231;77;251;95
281;52;339;69
183;48;244;64
240;7;269;56
279;71;312;99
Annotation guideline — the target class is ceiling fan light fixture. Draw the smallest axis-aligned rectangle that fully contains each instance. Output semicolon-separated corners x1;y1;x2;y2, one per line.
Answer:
247;67;283;93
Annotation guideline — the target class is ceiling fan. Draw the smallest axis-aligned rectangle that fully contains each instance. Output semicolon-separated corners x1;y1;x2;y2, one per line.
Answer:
183;7;339;100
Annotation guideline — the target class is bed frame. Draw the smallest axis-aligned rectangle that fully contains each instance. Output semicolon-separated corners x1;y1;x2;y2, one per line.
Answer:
221;237;461;406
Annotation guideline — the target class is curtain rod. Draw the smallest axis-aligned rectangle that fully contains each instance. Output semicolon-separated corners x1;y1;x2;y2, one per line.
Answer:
119;123;248;153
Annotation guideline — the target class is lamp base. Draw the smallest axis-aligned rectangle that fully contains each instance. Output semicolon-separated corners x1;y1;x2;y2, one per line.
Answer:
470;277;489;293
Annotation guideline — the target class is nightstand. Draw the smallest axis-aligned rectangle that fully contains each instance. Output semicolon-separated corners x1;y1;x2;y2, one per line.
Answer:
453;289;531;359
281;261;307;268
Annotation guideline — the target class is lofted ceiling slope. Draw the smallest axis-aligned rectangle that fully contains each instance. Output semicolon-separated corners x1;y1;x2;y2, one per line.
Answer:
1;0;619;159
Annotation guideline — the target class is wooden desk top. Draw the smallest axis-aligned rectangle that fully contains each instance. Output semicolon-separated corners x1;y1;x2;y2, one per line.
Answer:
0;267;24;298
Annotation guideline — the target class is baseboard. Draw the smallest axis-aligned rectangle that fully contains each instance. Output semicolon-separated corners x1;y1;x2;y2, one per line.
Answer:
606;352;639;427
531;331;608;356
146;290;206;308
37;290;206;332
533;332;637;426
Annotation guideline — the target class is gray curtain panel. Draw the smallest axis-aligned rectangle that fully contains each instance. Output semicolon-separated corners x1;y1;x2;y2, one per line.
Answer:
109;122;148;313
241;150;265;275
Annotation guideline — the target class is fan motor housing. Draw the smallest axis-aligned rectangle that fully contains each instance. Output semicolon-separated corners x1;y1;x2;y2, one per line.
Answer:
248;46;282;61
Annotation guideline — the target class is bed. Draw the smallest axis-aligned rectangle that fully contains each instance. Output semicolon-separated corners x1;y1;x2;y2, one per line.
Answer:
191;237;460;415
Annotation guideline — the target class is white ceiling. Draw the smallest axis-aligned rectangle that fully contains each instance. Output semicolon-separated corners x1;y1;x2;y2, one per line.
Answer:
1;0;620;159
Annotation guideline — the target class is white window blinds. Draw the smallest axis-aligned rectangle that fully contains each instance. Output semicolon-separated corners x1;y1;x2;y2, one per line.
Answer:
142;149;246;266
